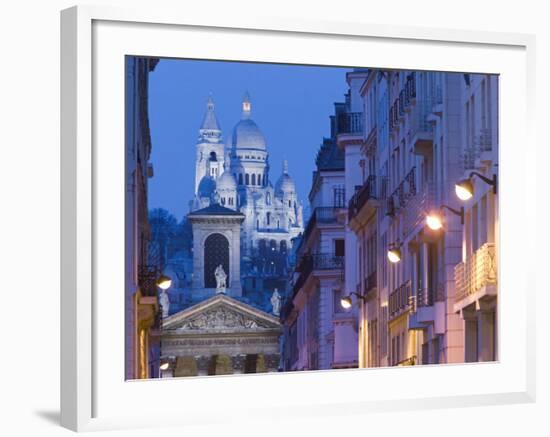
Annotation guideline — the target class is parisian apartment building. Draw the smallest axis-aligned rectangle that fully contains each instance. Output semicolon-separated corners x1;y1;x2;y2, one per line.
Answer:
281;68;498;369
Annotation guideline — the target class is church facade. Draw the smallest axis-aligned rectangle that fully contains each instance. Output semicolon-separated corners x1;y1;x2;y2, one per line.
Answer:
190;94;304;283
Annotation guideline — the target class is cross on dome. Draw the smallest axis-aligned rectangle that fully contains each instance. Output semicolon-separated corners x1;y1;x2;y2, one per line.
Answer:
282;159;289;174
242;91;251;119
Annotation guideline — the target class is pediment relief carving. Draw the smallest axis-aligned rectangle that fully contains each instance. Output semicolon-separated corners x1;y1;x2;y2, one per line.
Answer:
173;306;275;331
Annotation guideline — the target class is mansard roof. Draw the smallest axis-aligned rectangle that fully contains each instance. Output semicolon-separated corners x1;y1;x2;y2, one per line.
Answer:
315;137;345;171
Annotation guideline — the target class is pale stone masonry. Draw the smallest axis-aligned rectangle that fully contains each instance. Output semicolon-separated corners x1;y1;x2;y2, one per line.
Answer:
282;68;499;371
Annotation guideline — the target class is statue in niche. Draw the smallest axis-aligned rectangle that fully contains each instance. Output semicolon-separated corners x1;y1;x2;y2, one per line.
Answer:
270;288;282;316
215;264;227;293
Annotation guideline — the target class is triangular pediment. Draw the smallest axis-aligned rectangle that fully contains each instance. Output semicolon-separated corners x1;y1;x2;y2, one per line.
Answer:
163;294;281;332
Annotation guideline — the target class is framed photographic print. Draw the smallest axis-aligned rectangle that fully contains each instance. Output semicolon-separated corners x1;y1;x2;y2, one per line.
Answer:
61;5;536;432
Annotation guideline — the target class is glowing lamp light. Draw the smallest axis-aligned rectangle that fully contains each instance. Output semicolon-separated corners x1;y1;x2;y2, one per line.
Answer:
340;296;353;309
455;179;474;201
156;275;172;290
387;247;401;263
426;213;444;231
159;361;170;371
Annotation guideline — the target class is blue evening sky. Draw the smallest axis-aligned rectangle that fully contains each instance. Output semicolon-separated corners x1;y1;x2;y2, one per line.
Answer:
147;58;351;220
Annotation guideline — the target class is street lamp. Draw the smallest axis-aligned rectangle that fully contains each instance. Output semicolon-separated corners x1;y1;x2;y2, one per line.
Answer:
455;172;497;201
426;205;464;231
387;245;402;263
156;274;172;290
159;360;170;371
340;292;367;309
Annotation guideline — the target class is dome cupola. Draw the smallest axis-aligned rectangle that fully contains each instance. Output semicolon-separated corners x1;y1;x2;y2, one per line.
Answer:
231;93;267;151
217;169;237;191
275;160;296;196
197;175;216;198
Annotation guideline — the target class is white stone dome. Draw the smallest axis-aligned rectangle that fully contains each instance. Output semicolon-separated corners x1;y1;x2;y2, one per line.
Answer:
197;175;216;198
275;173;296;195
217;170;237;190
275;160;295;195
232;119;266;150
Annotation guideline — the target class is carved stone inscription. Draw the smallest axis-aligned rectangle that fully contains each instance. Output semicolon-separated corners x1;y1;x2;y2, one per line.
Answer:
164;336;278;348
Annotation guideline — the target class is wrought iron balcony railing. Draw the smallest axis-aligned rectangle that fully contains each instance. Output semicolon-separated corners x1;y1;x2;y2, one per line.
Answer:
138;264;161;297
475;127;493;152
396;355;417;366
337;112;364;135
408;98;435;148
301;206;341;246
293;253;345;294
348;175;377;221
454;243;497;303
389;280;413;319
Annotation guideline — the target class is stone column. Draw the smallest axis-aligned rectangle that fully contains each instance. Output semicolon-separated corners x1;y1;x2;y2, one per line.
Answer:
174;356;198;377
230;226;242;297
463;311;478;362
191;228;204;295
478;309;495;362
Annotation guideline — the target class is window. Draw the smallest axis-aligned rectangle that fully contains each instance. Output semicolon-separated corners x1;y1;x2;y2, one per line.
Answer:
251;174;256;185
266;212;271;226
245;173;250;185
334;239;345;257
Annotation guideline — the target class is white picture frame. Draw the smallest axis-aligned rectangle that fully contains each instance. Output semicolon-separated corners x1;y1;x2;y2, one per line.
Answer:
60;5;536;432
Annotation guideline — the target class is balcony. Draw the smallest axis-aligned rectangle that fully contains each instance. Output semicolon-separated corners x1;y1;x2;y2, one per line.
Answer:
301;206;341;247
336;112;364;149
475;127;493;152
389;280;412;320
396;355;417;366
293;253;345;294
408;99;434;157
454;243;497;308
348;175;378;226
402;180;436;238
138;264;161;297
337;112;363;135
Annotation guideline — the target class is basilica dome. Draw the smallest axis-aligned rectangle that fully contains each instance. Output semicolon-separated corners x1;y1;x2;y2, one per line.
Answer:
197;175;216;198
232;119;266;150
275;173;296;195
275;160;296;196
217;170;237;190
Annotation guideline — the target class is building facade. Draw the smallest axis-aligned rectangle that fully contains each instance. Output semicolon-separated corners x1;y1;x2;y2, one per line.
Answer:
341;69;498;368
281;68;499;372
281;89;362;371
453;74;499;362
125;56;160;379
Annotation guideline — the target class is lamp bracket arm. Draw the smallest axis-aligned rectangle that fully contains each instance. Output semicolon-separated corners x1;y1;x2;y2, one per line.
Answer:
468;171;498;194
